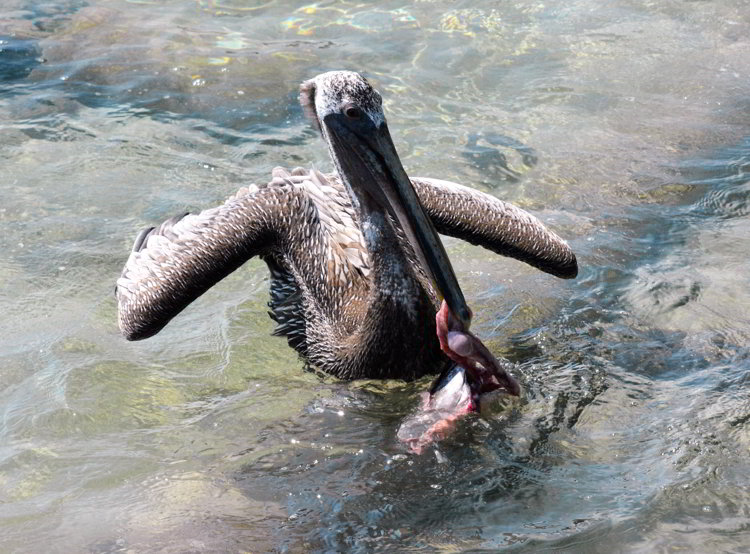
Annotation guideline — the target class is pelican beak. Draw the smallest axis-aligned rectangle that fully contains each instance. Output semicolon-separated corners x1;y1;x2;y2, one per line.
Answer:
323;112;472;328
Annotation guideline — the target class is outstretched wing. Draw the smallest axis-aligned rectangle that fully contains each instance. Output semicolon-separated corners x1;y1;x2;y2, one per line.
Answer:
116;183;296;341
412;177;578;279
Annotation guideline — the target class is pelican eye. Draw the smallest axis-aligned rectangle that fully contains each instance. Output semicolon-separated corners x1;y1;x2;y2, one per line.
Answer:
344;105;363;119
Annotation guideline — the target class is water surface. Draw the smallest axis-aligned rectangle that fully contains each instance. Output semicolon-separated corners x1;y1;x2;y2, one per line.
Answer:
1;0;749;551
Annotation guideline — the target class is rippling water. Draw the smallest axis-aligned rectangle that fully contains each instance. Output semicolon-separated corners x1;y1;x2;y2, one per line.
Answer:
1;0;749;551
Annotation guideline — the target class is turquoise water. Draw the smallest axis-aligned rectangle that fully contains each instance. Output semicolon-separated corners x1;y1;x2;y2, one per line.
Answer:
1;0;749;551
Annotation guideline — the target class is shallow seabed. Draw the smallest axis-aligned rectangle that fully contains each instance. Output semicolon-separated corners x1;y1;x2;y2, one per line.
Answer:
1;0;749;552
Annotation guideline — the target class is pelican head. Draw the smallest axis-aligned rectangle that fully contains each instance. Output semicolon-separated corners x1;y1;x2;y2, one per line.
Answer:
300;71;471;328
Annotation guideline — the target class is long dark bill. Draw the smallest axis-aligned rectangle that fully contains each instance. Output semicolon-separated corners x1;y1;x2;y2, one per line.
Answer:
324;113;471;328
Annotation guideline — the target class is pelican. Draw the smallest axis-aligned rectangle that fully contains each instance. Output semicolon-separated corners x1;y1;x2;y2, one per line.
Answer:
116;71;577;403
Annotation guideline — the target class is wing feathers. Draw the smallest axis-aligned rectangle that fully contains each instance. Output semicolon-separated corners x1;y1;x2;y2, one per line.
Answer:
116;170;577;342
412;177;578;279
116;187;290;340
